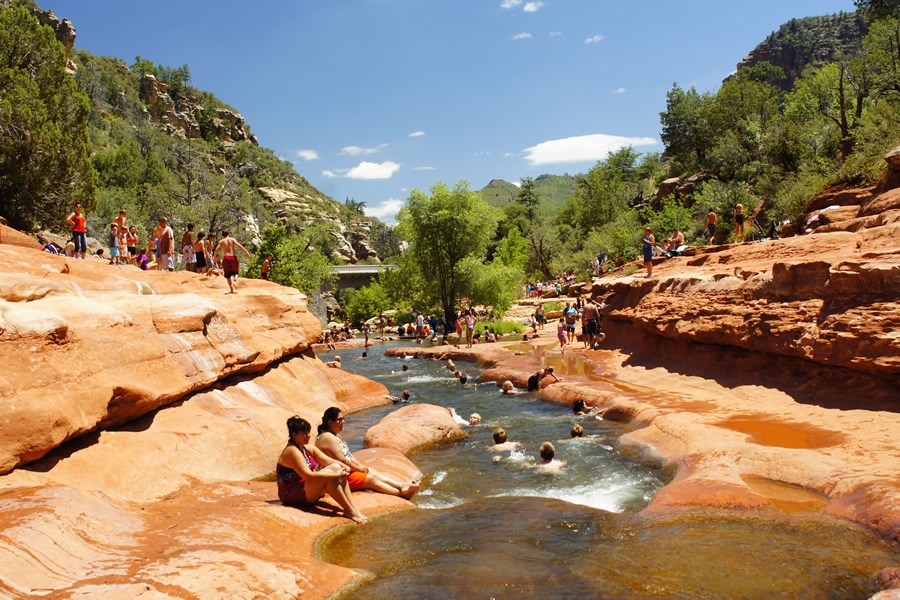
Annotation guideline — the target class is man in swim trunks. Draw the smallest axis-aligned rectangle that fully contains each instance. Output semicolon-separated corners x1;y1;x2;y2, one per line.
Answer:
706;209;718;245
214;230;251;294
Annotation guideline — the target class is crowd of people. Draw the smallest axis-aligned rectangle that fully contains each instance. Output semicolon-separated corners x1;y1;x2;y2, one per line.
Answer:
50;204;261;292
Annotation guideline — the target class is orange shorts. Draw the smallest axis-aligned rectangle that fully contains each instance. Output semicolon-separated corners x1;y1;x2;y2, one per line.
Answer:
347;470;368;491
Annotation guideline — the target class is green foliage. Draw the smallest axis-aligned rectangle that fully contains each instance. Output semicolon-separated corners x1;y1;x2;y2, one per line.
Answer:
659;84;716;175
542;301;564;312
641;201;695;244
569;147;644;234
0;5;97;230
493;227;529;271
456;256;524;315
771;169;829;226
345;283;391;325
517;176;539;220
474;320;523;336
247;223;334;293
693;180;758;243
584;211;642;265
378;254;430;316
855;0;900;22
396;181;501;327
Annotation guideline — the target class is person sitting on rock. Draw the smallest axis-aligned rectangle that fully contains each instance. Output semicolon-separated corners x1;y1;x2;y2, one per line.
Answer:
315;407;420;499
276;415;367;524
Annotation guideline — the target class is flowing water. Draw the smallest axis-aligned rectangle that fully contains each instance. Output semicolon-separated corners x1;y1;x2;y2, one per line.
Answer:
318;343;898;599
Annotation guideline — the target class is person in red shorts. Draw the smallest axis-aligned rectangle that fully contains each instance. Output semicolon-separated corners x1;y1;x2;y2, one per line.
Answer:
315;407;420;499
214;230;251;294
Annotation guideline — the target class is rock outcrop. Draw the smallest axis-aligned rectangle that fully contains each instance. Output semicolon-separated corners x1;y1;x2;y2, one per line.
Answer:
597;185;900;376
139;74;254;143
0;237;425;597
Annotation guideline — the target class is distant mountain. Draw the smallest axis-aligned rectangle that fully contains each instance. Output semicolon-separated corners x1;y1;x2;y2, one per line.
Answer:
733;11;867;91
478;174;577;218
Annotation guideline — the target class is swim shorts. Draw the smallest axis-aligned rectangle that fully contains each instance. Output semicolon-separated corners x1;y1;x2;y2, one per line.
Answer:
223;255;240;278
347;470;368;492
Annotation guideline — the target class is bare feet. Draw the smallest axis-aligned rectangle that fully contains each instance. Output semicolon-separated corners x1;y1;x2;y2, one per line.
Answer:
400;480;421;499
350;512;368;524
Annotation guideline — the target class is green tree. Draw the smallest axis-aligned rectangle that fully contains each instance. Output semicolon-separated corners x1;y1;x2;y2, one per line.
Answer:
456;256;523;315
659;84;717;174
248;223;334;293
0;4;96;230
517;176;539;221
345;283;391;325
395;181;501;331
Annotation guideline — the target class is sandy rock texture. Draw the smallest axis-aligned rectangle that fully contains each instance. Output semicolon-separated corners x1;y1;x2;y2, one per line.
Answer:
0;240;426;598
597;187;899;375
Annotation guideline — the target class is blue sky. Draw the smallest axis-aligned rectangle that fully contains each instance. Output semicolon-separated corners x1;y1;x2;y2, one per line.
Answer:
53;0;856;223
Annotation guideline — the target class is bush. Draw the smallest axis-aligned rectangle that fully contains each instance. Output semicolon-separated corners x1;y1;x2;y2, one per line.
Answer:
474;320;523;336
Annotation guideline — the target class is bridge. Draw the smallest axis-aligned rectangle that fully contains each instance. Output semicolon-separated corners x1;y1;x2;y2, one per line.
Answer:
329;264;398;290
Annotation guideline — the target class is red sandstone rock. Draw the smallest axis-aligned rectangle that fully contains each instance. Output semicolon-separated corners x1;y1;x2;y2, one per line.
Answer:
364;403;467;453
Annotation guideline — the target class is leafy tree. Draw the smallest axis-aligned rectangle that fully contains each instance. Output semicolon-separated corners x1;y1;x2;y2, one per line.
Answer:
344;197;366;215
659;84;717;174
345;283;391;325
395;181;500;331
0;4;96;230
693;179;758;242
771;168;828;226
247;222;334;293
493;227;529;271
641;201;695;244
455;256;523;315
855;0;900;22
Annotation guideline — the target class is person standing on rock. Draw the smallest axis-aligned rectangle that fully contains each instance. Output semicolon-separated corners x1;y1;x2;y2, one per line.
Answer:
706;209;718;245
66;203;87;259
642;226;655;278
261;253;272;280
733;204;745;243
158;217;175;272
214;230;251;294
182;224;196;272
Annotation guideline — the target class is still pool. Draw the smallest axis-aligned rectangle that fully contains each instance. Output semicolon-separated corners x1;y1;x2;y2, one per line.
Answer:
318;343;898;599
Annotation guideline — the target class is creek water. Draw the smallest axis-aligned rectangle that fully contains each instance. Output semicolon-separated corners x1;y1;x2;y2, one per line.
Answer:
317;343;897;599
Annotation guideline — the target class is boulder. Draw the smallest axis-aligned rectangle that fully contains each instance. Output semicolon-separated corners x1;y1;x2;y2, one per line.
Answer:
364;404;466;454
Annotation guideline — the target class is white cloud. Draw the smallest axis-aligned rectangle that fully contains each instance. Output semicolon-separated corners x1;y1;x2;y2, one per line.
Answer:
408;131;426;137
346;160;401;180
296;149;318;161
523;1;544;12
504;152;517;157
322;169;339;178
585;34;605;44
549;31;562;36
364;198;405;222
501;0;522;8
614;87;627;94
523;133;658;165
412;166;436;171
341;144;389;156
512;32;533;40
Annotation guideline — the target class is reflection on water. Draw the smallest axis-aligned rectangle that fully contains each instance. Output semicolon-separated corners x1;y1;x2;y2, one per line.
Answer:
323;497;896;599
321;343;898;598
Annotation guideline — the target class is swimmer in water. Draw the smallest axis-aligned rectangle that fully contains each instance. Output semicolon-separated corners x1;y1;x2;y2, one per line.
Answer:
386;390;411;404
501;380;523;395
489;428;522;452
535;441;565;472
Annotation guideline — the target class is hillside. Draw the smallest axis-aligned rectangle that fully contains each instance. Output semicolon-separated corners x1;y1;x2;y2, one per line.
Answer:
478;174;577;218
733;11;868;90
1;2;388;265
